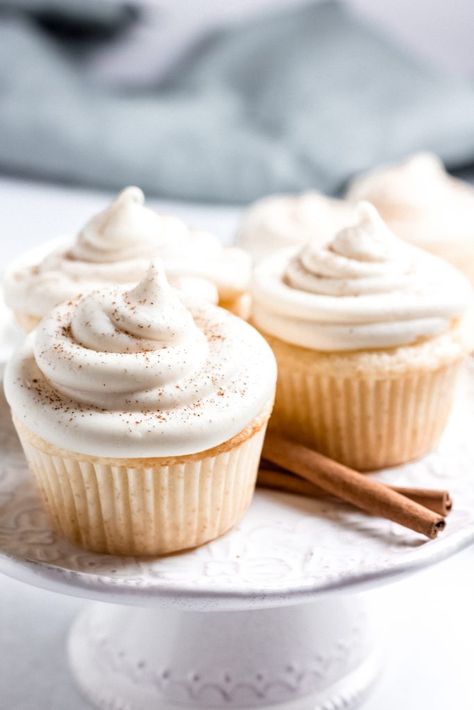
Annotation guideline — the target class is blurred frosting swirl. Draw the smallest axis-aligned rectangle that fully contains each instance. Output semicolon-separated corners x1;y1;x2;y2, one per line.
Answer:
346;153;474;245
35;262;209;409
236;191;354;262
347;153;447;211
6;262;276;457
252;202;472;351
4;187;251;320
70;186;165;262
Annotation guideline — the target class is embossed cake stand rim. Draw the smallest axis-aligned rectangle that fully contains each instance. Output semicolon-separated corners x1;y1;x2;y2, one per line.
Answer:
2;520;474;611
2;301;474;612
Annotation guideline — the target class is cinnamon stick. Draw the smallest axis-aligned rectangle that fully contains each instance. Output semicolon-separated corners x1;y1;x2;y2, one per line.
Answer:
262;433;446;539
258;464;452;516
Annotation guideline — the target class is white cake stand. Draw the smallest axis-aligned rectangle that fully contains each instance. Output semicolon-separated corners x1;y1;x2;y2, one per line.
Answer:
1;349;474;710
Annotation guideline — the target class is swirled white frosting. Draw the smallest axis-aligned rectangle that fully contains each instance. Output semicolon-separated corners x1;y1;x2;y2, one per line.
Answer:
236;192;354;262
71;186;166;262
3;187;250;319
5;262;276;457
251;202;472;351
346;153;474;248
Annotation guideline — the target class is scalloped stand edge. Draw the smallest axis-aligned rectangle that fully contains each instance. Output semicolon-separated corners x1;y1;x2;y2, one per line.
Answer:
68;596;379;710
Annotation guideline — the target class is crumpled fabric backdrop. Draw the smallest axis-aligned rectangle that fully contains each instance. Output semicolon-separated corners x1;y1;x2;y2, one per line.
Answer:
1;0;474;203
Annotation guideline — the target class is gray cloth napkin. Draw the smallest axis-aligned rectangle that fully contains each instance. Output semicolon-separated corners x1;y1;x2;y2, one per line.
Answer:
1;0;474;203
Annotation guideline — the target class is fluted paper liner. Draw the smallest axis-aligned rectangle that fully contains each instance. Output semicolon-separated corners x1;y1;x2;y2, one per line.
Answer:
14;406;270;556
268;338;463;471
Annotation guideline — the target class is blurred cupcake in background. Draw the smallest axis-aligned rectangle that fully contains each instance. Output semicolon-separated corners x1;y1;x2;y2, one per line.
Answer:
252;202;472;471
3;186;251;331
4;262;276;555
236;191;354;262
346;153;474;285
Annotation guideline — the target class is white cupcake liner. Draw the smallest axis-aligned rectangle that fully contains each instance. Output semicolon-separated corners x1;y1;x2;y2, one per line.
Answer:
272;360;461;470
15;416;269;556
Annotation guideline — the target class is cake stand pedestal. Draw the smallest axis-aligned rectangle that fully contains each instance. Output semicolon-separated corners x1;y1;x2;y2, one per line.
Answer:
68;597;376;710
2;364;474;709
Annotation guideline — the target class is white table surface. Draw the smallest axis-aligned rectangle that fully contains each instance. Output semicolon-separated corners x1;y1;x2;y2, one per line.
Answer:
1;177;474;709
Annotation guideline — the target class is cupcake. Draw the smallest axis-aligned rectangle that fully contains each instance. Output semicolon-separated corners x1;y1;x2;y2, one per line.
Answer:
236;191;354;262
251;202;472;471
4;186;251;331
346;153;474;285
4;262;276;555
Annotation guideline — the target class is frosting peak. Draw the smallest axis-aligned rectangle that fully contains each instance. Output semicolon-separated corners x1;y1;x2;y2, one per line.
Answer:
71;261;199;354
252;203;472;351
35;263;208;407
347;153;450;209
332;202;399;262
285;202;413;299
70;186;162;263
401;152;444;177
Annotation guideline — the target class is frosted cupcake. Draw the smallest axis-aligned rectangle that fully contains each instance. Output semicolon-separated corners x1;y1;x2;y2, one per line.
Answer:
4;186;251;331
236;192;354;262
346;153;474;284
252;202;472;470
4;262;276;555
